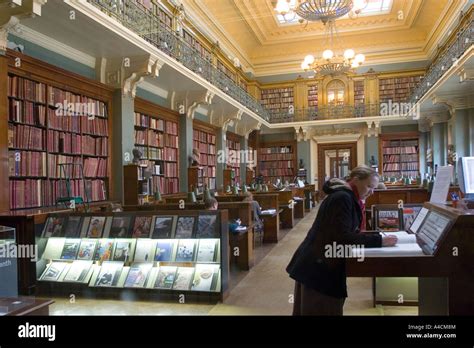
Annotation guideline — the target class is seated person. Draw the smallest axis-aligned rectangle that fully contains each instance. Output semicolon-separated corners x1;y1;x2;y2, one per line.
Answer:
243;192;264;233
204;198;218;210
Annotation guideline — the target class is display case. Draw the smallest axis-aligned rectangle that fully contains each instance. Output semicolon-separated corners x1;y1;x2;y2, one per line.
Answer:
35;210;229;302
0;226;18;297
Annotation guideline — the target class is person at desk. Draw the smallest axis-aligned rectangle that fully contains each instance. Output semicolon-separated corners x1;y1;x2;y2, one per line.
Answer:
204;198;218;210
286;165;398;316
243;192;264;234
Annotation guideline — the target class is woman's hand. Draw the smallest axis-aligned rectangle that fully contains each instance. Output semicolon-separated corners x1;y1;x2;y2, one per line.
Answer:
382;235;398;247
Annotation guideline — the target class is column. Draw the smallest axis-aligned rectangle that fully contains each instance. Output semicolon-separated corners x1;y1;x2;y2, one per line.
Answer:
419;132;428;178
469;109;474;156
215;128;226;191
365;136;379;170
297;140;311;182
179;114;193;192
240;136;248;186
112;91;135;202
431;122;447;168
453;109;470;158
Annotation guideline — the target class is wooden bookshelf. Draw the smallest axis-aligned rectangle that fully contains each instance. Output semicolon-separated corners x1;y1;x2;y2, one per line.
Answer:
258;140;297;183
307;84;318;108
260;87;294;114
3;50;114;211
226;131;241;185
134;98;179;196
379;133;420;178
193;121;217;191
354;80;365;105
378;75;423;103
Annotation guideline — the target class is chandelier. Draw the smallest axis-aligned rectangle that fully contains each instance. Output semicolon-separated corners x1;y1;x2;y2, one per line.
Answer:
300;20;365;76
275;0;368;24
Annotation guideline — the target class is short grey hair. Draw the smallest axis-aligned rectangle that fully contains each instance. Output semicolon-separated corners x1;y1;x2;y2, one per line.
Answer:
349;165;379;181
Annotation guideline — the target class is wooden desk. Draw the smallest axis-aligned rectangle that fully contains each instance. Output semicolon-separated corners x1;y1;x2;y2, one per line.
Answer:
294;198;305;219
366;188;429;207
347;203;474;315
229;228;254;271
0;298;54;316
259;211;279;243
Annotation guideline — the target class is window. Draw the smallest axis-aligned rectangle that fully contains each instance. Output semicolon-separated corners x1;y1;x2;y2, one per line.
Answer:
327;80;345;105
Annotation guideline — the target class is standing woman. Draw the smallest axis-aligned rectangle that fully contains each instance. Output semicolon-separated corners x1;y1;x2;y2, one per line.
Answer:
286;165;398;315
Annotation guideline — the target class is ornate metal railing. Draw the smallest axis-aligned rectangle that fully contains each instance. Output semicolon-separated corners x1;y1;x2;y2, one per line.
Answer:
87;0;270;121
268;104;381;123
408;10;473;104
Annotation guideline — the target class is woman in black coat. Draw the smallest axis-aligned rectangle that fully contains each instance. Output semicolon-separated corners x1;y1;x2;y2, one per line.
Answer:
286;166;398;315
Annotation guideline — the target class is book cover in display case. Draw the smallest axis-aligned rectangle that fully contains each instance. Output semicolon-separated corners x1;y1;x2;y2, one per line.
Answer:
86;217;107;238
112;240;133;262
175;216;196;239
196;239;218;262
94;239;114;262
93;261;124;287
192;264;220;291
131;216;153;238
124;262;153;288
77;239;97;260
134;239;155;262
154;240;175;262
172;267;195;290
151;216;176;239
154;265;178;289
43;216;67;238
196;214;218;238
63;260;93;283
175;239;196;262
109;216;133;238
40;261;68;281
64;216;83;238
60;239;81;260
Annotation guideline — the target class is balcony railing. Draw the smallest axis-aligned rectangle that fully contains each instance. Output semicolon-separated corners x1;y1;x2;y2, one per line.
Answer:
87;0;271;121
408;10;473;105
87;0;472;125
267;104;382;123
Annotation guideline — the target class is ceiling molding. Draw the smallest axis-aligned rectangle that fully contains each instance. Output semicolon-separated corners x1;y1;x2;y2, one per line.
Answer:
10;24;96;68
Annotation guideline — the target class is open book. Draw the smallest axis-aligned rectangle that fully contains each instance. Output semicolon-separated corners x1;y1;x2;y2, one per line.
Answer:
359;231;427;257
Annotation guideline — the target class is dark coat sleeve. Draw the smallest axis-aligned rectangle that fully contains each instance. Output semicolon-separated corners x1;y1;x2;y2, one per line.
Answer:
329;192;382;248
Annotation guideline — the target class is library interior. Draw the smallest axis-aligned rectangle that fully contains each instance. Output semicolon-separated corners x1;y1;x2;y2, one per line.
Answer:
0;0;473;317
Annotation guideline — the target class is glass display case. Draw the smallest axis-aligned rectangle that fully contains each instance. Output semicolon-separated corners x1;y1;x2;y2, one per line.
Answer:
0;226;18;297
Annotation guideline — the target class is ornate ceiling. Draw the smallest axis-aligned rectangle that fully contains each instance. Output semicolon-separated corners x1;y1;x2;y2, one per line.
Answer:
182;0;466;77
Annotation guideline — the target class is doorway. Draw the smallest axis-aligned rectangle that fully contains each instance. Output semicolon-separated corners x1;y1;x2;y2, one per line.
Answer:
317;142;358;191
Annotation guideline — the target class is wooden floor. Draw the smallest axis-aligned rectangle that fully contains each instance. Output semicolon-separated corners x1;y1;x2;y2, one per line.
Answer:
41;208;417;316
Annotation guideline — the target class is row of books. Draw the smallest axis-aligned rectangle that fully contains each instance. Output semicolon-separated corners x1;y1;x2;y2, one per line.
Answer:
163;162;178;177
194;142;216;155
260;98;294;104
48;179;106;203
43;213;218;240
383;163;419;171
81;135;108;156
81;117;108;136
134;113;164;130
383;154;419;163
258;160;293;169
48;87;107;117
9;151;47;177
40;260;220;292
9;179;48;209
47;109;81;132
382;146;418;155
84;158;107;177
199;154;216;166
260;146;293;154
164;134;179;148
383;140;419;147
165;121;178;135
48;155;82;179
203;166;216;178
47;131;82;154
147;130;164;147
163;148;178;162
259;168;294;176
8;76;47;103
193;130;216;144
261;91;294;98
9;124;46;150
42;236;219;264
155;177;179;195
9;100;47;126
259;153;294;161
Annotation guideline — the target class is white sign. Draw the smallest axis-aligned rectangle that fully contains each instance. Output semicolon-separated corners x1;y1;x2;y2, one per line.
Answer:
430;166;453;204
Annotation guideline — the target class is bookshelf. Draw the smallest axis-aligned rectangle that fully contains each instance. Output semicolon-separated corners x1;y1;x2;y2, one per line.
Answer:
4;50;113;211
307;84;318;108
379;133;420;178
226;131;241;185
260;87;294;114
134;98;180;196
354;80;365;105
192;121;217;191
378;75;423;103
258;141;297;183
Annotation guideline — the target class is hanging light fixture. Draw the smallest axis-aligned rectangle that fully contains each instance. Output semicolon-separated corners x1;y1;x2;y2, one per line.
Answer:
300;20;365;76
275;0;368;24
